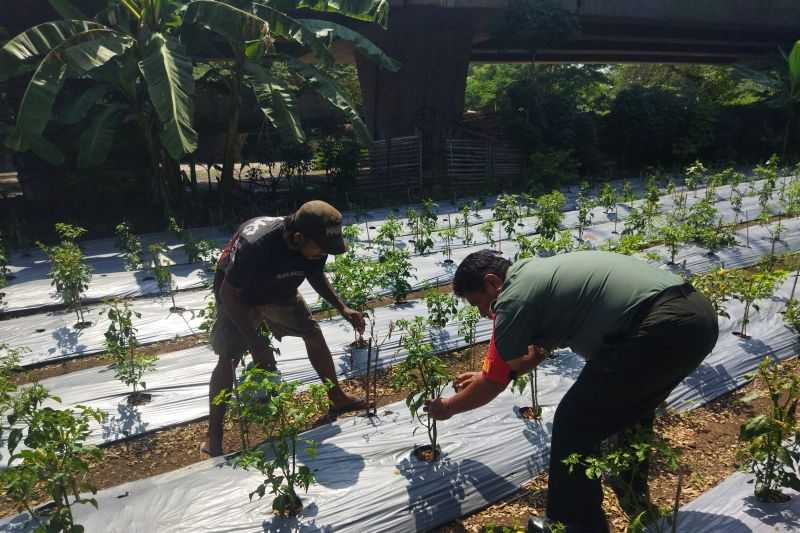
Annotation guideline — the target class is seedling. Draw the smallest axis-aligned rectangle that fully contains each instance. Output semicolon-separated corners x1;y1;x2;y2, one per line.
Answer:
684;160;707;197
425;290;458;330
102;299;157;405
575;191;594;242
391;317;451;461
471;198;484;219
535;190;566;240
457;305;482;370
754;154;780;193
480;221;496;250
169;217;217;268
39;224;93;329
198;297;217;335
657;218;689;265
375;214;402;251
420;198;439;229
3;383;105;532
377;249;416;303
730;187;744;224
327;253;378;343
342;224;361;253
439;227;458;264
493;193;522;253
730;265;787;338
737;356;800;502
221;370;331;517
622;180;635;207
512;369;542;421
115;221;144;271
354;207;372;248
148;242;181;312
760;212;784;269
459;203;473;244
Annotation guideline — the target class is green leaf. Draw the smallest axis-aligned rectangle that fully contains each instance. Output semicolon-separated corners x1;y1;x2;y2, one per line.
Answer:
48;0;87;19
296;0;389;28
790;40;800;98
139;33;198;160
183;0;270;53
286;59;371;145
0;20;108;82
14;30;133;149
740;414;771;440
78;104;124;168
246;62;305;143
57;85;113;125
299;19;400;72
249;3;334;66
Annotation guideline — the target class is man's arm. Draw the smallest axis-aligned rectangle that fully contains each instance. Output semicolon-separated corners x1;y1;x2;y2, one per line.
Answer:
307;268;366;334
306;269;346;312
441;373;506;416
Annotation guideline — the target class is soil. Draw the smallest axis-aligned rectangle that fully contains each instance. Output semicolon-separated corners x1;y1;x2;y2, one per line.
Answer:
73;321;93;330
413;445;441;462
272;494;304;518
518;406;542;421
435;356;800;533
126;392;152;406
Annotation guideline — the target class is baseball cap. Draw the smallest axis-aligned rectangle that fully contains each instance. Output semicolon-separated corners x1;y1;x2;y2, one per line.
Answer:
293;200;347;255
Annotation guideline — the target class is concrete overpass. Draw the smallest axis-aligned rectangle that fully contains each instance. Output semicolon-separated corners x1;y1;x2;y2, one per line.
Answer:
335;0;800;180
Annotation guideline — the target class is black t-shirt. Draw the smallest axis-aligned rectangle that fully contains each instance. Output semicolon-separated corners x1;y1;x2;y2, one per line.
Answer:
217;216;326;305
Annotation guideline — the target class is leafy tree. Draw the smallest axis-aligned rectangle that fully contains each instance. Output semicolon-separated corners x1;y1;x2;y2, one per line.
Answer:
102;299;156;404
2;384;105;532
425;290;458;329
219;369;331;517
391;317;451;461
39;224;93;328
737;357;800;502
114;221;143;271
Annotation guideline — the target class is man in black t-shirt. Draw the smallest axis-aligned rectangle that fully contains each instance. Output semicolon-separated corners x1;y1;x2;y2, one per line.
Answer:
203;201;366;457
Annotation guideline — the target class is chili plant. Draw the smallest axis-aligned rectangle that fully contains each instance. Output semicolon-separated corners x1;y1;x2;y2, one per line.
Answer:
511;370;542;421
599;183;618;215
39;224;92;329
563;427;682;532
391;317;451;460
657;219;689;265
692;267;738;319
737;356;800;502
754;154;780;192
222;370;331;517
378;249;416;303
102;299;157;404
457;305;482;370
375;214;403;251
425;290;458;330
535;190;566;240
3;383;104;532
493;193;522;253
480;221;496;250
439;227;458;263
760;212;784;269
198;297;217;335
515;234;535;260
459;203;473;244
169;217;216;267
730;265;788;338
684;160;707;197
114;221;144;271
327;254;378;341
730;186;744;224
148;242;180;312
576;190;594;242
622;179;635;207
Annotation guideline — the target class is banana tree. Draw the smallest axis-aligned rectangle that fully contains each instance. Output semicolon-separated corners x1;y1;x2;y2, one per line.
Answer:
1;1;199;215
181;0;398;212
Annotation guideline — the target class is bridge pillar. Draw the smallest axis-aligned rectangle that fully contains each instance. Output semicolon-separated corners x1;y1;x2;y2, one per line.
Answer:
356;7;475;188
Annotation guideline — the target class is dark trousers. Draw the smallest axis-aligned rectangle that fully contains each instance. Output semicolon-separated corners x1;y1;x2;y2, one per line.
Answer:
546;285;719;531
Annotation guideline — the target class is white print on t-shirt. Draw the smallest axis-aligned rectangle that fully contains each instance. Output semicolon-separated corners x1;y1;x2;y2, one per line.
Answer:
276;270;304;279
242;216;280;237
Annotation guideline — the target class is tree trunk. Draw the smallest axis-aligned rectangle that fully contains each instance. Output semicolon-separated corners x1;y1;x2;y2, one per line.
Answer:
221;63;243;216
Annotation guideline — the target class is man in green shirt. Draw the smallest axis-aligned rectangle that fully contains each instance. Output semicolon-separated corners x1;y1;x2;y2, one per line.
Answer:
426;250;718;532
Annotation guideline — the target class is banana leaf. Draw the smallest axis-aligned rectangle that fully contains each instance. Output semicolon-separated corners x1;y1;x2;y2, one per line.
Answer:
246;62;305;143
299;18;399;71
77;103;125;168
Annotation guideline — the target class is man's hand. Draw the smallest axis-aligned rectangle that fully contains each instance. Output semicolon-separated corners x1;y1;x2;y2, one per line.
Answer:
424;397;452;420
453;372;481;393
341;306;366;334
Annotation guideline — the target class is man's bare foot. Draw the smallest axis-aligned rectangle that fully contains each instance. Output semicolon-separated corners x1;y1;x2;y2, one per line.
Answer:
200;442;223;457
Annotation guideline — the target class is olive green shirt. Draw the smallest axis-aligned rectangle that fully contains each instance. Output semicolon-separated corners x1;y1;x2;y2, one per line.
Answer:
493;251;683;360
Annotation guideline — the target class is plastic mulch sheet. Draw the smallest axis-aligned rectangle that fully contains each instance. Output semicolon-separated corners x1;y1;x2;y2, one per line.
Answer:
667;472;800;532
